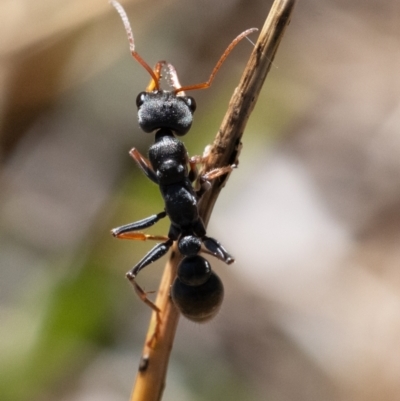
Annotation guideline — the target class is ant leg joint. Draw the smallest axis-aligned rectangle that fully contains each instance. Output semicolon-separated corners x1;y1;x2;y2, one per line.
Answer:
203;235;235;265
189;155;204;164
126;271;136;280
202;144;212;159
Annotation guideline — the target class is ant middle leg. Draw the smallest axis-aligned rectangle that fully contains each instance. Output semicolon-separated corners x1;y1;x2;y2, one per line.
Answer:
112;211;167;239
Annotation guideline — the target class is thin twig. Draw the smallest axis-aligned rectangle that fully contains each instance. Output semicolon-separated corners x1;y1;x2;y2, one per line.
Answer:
130;1;296;400
199;0;297;223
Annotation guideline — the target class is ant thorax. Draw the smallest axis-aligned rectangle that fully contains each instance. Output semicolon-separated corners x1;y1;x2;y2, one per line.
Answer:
148;129;188;184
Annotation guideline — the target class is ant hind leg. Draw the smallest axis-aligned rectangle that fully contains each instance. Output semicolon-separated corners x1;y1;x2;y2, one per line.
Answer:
131;278;162;348
126;238;173;346
126;238;173;280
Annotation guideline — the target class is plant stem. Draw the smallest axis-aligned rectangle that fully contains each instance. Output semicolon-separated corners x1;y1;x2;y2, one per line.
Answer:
129;1;297;400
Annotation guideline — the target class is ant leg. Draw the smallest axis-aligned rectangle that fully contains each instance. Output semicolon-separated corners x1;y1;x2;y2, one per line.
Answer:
190;144;236;198
131;278;162;349
195;164;237;199
202;164;236;181
188;145;212;182
114;232;169;241
188;157;200;183
126;239;173;332
189;151;210;195
112;211;167;238
126;239;173;279
129;148;159;184
203;236;235;265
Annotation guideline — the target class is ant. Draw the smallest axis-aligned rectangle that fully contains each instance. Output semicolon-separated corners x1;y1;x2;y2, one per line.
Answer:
110;1;257;324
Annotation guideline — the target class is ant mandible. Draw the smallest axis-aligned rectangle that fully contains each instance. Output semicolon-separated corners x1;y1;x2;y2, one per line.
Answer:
110;1;257;324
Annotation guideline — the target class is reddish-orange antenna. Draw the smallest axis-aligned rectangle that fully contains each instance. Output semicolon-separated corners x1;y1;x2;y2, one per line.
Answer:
145;61;168;92
173;28;258;94
110;0;160;90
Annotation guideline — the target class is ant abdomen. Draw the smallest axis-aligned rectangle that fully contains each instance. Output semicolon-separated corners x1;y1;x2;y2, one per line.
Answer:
176;255;212;286
171;255;224;322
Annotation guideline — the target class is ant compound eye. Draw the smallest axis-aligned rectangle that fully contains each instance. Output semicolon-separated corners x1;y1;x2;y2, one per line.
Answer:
184;96;196;113
136;92;147;108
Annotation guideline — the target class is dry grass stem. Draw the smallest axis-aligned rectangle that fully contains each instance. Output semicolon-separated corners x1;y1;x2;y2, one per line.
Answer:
130;1;296;400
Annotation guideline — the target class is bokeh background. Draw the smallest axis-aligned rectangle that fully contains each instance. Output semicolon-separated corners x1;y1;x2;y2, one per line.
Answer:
1;0;400;400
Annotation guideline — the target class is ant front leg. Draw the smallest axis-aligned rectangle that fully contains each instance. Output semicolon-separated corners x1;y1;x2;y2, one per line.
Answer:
196;164;237;199
201;164;237;183
188;144;212;182
189;150;211;197
189;146;237;199
129;148;159;184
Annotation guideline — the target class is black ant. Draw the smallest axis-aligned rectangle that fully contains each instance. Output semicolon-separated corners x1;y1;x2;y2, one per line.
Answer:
110;1;256;324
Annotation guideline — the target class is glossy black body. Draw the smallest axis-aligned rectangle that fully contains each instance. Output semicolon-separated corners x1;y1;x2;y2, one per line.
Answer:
149;129;206;240
113;89;233;321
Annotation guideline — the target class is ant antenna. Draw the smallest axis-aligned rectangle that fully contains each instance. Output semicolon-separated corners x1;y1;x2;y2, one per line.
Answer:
174;27;258;94
110;0;160;90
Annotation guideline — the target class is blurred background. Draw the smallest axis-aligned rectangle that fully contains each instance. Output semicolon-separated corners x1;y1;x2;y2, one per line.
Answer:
1;0;400;400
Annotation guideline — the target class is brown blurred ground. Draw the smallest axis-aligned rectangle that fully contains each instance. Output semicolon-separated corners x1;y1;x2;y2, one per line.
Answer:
1;1;400;401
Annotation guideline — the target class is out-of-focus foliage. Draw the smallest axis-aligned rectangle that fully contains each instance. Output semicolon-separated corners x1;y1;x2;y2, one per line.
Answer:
1;1;400;401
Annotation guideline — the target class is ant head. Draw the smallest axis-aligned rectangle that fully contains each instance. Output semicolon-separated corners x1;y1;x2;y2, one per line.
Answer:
111;0;257;135
136;91;196;136
135;61;197;136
